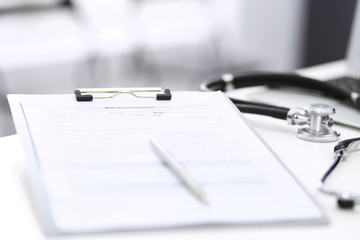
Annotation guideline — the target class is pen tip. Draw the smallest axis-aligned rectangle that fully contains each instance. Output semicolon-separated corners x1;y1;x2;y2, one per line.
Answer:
201;196;210;205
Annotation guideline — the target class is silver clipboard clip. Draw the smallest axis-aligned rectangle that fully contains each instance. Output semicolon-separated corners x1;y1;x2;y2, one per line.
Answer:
74;87;172;102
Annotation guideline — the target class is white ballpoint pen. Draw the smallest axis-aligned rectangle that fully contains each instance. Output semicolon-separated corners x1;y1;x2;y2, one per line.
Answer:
149;137;209;204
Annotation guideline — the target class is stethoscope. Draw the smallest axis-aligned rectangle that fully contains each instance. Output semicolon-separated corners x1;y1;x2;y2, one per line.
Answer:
201;72;360;209
200;72;360;142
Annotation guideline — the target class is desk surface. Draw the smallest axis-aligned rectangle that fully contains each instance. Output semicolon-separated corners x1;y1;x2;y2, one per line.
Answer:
1;61;360;239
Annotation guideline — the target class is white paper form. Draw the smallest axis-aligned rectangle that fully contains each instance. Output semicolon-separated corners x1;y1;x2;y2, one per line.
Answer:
8;92;325;234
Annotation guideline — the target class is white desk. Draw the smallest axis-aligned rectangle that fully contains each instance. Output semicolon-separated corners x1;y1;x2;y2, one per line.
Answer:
1;61;360;239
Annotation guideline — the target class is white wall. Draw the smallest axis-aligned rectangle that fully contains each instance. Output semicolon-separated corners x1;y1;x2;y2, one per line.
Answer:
239;0;307;71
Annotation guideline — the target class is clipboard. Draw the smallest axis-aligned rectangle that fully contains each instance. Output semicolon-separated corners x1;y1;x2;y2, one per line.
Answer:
7;89;326;234
74;87;172;101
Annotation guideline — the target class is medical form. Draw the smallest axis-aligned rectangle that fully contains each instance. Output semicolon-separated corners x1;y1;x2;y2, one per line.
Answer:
8;91;325;234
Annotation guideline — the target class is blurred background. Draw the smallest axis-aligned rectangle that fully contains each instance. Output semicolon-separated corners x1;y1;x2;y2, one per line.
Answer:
0;0;357;137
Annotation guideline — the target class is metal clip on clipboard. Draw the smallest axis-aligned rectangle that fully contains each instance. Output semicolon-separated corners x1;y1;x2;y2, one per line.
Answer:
74;87;172;102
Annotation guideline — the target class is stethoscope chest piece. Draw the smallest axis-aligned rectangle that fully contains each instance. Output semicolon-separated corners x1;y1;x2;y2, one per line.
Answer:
295;103;340;142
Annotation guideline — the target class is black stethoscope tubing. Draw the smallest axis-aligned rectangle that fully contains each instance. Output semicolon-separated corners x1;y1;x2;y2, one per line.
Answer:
230;98;290;120
201;72;360;119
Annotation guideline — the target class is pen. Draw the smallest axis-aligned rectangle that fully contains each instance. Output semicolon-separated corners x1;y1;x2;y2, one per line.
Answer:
149;138;209;204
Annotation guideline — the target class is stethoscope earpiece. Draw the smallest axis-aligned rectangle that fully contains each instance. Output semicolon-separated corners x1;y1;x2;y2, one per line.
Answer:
337;198;355;209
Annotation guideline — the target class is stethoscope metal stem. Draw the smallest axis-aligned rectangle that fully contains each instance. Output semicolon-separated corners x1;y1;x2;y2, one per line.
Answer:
293;103;340;142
